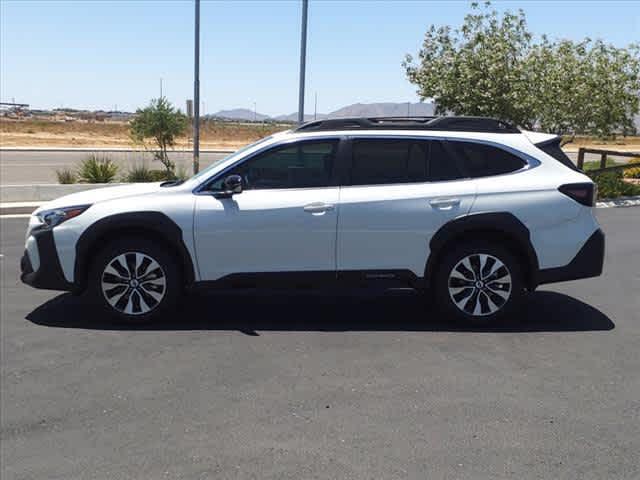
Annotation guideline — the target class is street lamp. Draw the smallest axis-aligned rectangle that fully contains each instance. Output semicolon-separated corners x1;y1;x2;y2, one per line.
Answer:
297;0;308;124
193;0;201;174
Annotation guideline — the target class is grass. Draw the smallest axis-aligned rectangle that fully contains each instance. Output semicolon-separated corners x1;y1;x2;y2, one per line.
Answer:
55;167;77;184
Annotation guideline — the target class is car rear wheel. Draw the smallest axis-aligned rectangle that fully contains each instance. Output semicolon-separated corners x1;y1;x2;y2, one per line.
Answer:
88;237;182;323
433;241;524;325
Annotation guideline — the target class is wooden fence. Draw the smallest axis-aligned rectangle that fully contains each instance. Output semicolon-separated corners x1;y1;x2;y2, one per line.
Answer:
576;147;639;174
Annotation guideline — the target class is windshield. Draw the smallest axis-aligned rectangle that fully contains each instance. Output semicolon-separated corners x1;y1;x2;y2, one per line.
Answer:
187;135;277;183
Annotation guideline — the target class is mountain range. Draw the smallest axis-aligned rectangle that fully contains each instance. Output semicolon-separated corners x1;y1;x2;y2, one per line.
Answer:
209;102;436;122
209;102;640;132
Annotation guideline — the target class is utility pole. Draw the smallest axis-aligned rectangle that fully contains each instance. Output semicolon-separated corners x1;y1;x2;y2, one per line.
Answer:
160;78;163;98
193;0;200;174
297;0;308;124
253;102;257;122
314;92;317;120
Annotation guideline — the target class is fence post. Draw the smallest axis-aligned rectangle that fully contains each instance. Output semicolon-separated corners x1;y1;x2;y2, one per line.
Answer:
577;148;585;170
600;152;607;170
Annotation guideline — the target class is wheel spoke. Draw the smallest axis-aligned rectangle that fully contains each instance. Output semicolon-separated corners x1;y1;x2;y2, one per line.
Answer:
136;256;152;278
109;257;130;279
102;272;129;285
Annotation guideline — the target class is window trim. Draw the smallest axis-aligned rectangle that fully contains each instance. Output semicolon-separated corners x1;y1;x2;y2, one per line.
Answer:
194;136;346;194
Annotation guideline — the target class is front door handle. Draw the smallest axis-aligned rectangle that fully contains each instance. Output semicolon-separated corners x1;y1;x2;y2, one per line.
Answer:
429;198;461;209
303;202;335;215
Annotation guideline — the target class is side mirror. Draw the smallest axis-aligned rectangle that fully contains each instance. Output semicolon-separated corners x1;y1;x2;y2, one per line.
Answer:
214;174;243;198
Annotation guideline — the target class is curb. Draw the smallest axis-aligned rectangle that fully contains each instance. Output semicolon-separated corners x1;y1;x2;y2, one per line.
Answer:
2;194;639;217
0;147;235;153
596;195;640;208
1;183;125;203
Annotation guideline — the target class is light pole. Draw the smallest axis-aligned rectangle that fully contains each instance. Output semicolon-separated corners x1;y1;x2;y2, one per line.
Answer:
193;0;201;174
297;0;308;124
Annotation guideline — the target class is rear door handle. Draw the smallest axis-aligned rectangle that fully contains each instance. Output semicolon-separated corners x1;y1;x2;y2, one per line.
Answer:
303;202;335;214
429;198;461;209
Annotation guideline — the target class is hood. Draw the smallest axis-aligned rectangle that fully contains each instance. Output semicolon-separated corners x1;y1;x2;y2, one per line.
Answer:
33;182;166;214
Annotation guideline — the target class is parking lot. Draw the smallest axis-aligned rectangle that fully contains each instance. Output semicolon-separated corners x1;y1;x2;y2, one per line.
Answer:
1;207;639;479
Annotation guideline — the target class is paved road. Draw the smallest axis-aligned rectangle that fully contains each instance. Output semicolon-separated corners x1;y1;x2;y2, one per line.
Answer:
0;151;229;185
1;208;639;479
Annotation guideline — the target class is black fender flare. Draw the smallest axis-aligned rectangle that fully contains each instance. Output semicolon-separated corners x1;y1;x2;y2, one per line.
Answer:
74;211;196;290
424;212;540;289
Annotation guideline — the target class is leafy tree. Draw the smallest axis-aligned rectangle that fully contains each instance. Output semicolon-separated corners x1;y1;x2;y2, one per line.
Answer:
129;97;188;174
403;2;640;137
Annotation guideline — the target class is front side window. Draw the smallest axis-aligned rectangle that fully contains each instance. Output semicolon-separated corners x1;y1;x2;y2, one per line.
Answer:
211;140;338;190
448;141;525;178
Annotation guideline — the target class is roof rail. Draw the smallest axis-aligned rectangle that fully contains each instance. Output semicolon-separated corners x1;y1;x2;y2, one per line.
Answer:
294;116;520;134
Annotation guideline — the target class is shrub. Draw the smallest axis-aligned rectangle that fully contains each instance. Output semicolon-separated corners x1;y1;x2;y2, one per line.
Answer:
55;167;77;184
622;157;640;179
589;170;640;199
78;154;119;183
174;165;189;181
125;164;156;183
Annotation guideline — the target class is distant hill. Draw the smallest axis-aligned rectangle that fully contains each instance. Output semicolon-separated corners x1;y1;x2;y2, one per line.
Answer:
274;112;328;122
211;108;271;121
327;102;435;118
213;102;436;123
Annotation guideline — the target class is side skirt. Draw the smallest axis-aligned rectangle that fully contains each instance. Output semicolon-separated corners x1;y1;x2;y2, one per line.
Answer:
189;270;425;292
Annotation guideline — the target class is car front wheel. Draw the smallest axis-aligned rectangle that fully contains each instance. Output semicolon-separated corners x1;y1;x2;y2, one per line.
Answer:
88;237;182;323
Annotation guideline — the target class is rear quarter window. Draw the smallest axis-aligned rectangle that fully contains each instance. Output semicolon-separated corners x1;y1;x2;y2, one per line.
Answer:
536;138;578;171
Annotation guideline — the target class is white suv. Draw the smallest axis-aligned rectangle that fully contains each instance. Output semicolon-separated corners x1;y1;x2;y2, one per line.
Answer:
21;117;604;324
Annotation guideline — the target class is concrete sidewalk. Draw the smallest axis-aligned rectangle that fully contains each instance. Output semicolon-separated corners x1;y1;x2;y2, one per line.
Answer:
2;188;639;216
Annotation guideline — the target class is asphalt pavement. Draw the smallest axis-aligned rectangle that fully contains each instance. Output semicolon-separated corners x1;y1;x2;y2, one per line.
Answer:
1;207;639;479
0;151;229;185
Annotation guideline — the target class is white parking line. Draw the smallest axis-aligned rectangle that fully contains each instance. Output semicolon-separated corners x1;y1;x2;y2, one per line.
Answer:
0;214;31;219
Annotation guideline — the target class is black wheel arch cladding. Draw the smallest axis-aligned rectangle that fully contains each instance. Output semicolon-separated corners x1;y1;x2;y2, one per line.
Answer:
75;211;196;290
425;212;540;289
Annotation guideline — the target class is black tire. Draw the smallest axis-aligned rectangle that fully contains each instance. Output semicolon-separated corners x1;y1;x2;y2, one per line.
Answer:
87;236;182;323
433;240;525;325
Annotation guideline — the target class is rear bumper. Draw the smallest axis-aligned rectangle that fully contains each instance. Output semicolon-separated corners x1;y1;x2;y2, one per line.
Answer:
20;229;75;292
537;229;605;285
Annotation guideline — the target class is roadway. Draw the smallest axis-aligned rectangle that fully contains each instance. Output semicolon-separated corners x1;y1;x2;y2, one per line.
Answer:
0;151;230;185
1;206;639;479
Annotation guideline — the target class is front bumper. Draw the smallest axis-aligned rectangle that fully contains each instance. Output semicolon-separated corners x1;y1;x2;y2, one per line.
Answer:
537;229;605;285
20;228;75;292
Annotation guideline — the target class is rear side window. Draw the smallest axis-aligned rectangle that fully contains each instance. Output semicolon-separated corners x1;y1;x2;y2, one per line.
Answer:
351;139;428;185
448;141;525;178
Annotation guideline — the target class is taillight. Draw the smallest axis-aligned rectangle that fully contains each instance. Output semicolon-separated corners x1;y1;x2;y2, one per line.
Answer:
558;183;596;207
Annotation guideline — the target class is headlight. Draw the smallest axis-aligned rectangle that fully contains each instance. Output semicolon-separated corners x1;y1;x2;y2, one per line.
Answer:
37;205;91;228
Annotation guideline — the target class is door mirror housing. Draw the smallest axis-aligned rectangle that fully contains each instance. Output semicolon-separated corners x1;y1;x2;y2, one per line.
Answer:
214;174;243;198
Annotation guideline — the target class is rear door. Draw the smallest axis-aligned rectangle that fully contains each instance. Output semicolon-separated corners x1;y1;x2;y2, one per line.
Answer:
336;137;476;278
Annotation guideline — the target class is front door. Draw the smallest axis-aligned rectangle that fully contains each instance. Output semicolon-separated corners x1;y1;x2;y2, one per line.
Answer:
194;139;340;281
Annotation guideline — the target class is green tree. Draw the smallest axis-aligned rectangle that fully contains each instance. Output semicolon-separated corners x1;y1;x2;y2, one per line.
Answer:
403;2;640;137
129;97;188;175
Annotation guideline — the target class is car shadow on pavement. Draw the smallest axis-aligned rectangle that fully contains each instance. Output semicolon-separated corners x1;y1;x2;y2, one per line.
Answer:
26;289;614;334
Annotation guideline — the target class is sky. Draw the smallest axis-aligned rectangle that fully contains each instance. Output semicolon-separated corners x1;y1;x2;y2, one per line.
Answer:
1;0;639;116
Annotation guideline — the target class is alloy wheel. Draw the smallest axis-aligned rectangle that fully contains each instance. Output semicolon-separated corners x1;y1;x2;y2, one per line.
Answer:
448;253;512;317
101;252;167;315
